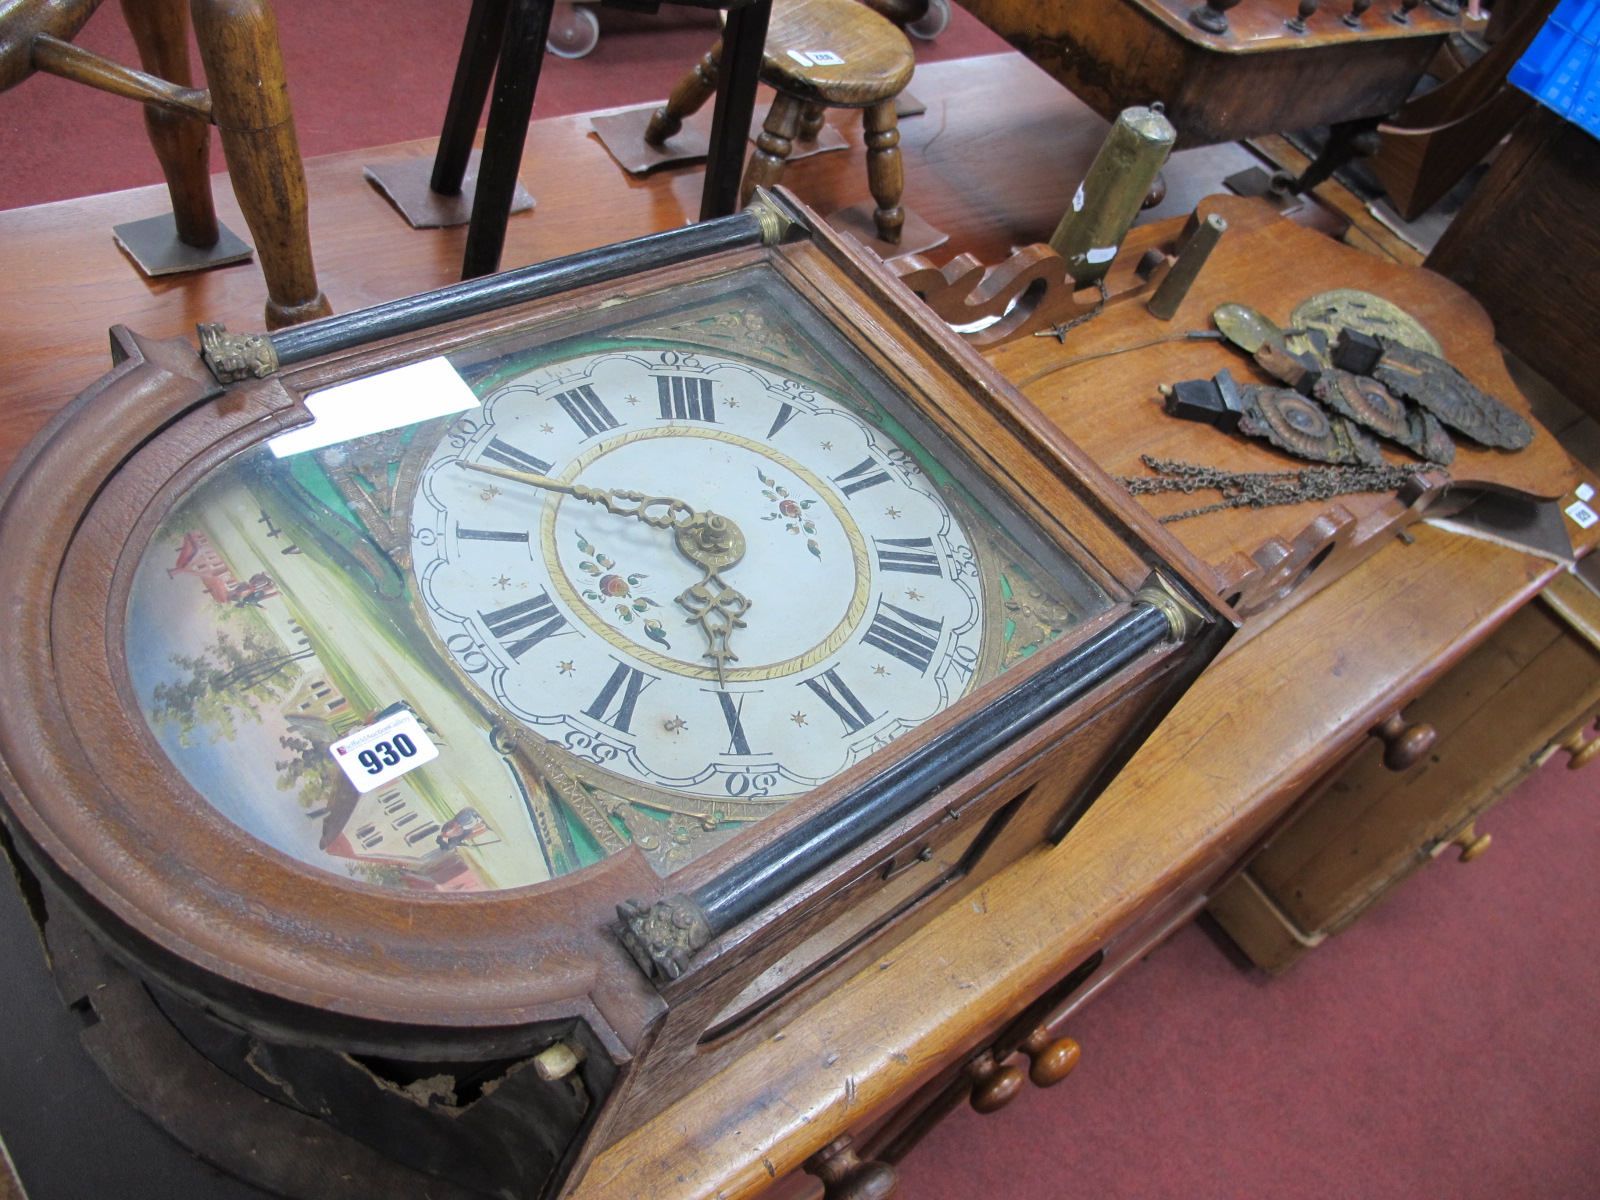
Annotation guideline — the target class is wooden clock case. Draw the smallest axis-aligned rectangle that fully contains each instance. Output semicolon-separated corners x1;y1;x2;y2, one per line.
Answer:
0;190;1230;1197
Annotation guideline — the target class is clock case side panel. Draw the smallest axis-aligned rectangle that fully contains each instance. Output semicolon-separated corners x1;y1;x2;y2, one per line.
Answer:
1;327;673;1067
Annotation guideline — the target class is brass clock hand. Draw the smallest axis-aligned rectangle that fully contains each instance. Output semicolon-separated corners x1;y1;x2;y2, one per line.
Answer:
461;460;694;529
671;512;752;687
460;460;754;681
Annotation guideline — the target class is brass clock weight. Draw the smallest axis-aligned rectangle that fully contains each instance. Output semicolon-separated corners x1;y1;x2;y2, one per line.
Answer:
0;190;1229;1198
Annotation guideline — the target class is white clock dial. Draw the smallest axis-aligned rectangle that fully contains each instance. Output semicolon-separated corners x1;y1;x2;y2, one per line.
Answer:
411;348;988;802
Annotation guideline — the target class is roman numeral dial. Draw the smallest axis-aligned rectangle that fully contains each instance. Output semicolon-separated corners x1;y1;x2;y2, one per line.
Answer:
413;344;997;806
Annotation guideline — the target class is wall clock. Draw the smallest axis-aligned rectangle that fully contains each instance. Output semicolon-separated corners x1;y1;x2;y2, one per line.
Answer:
0;190;1229;1197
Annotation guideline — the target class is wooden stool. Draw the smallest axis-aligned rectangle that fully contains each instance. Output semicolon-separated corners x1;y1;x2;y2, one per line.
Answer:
646;0;916;245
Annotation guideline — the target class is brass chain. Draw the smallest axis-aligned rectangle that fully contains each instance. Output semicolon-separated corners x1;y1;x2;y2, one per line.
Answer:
1119;455;1434;522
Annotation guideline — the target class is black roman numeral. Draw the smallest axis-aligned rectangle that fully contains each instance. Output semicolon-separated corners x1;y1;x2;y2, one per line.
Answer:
583;661;655;733
716;690;756;756
656;375;716;422
480;591;569;659
766;402;798;440
555;384;621;439
803;667;878;734
457;526;529;544
861;601;944;674
833;457;892;497
874;536;942;576
480;438;553;475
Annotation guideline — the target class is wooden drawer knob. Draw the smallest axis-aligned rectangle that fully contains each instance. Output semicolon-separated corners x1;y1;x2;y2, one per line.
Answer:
1561;728;1600;771
1021;1026;1082;1088
966;1048;1025;1114
1373;712;1437;771
805;1135;898;1200
1451;824;1491;863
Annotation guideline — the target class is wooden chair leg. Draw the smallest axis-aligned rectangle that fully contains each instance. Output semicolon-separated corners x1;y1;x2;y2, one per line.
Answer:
740;91;805;205
190;0;330;329
646;42;720;146
121;0;217;249
797;101;826;144
863;99;903;245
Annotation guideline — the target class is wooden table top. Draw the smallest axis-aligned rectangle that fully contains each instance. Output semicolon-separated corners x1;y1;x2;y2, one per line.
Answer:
1;51;1593;1200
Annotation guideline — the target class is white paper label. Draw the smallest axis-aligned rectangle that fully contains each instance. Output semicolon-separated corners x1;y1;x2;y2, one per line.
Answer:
1565;500;1599;529
269;357;479;458
1085;245;1119;264
1577;482;1595;502
330;708;439;793
806;49;845;65
786;48;814;67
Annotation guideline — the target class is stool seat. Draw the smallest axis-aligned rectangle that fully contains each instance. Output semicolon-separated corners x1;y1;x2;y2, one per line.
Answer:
751;0;914;108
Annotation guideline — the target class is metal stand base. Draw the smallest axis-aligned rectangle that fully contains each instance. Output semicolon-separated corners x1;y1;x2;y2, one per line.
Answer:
828;203;947;259
111;212;253;277
590;101;849;177
1224;166;1305;215
364;149;536;229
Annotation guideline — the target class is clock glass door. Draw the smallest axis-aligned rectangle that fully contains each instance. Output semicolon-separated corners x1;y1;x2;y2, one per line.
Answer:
124;263;1112;894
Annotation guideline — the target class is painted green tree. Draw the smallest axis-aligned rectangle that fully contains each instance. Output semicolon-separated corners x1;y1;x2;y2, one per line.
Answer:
148;625;303;746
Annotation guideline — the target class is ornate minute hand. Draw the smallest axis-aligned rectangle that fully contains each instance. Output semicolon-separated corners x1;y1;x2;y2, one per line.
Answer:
459;460;753;683
461;460;694;529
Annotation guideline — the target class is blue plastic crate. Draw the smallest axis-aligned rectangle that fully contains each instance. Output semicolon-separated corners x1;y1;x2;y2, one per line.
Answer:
1510;0;1600;139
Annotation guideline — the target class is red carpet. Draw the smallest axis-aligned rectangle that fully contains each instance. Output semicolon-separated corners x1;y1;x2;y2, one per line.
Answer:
4;5;1598;1197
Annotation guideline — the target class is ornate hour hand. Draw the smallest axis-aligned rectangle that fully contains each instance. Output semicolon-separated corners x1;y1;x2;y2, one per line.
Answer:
672;512;751;686
460;460;754;680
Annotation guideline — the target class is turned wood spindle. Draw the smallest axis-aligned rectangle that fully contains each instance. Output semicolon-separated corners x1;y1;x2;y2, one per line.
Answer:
1392;0;1422;22
1450;824;1492;863
190;0;330;329
120;0;218;249
1344;0;1374;26
805;1135;898;1200
1372;711;1437;772
1189;0;1243;34
1287;0;1320;32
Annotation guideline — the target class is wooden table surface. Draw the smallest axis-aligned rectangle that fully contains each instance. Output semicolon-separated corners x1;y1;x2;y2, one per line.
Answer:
1;51;1593;1200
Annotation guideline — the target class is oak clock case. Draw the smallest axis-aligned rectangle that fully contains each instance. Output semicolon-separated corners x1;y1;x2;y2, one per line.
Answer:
0;195;1226;1197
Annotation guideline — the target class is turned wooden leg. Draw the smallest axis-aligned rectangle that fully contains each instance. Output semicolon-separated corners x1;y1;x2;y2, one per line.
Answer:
190;0;330;328
122;0;217;248
646;42;720;145
740;91;805;204
863;99;903;245
797;101;826;144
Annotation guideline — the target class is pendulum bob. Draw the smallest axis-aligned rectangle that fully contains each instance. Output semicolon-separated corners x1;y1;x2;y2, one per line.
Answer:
1314;368;1456;464
1371;341;1535;450
1050;105;1177;287
1237;385;1386;465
